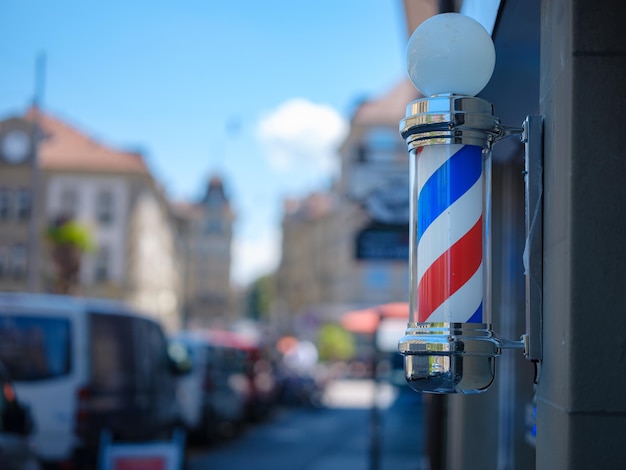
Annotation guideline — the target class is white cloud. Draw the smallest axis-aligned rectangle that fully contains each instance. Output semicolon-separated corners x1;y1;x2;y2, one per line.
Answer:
256;98;348;180
231;99;347;287
231;227;281;287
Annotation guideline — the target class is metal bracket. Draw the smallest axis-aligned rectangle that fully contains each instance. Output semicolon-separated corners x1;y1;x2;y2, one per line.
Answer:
521;115;544;361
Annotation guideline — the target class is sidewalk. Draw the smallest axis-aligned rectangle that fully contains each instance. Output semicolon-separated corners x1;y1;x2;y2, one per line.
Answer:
309;380;426;470
187;379;426;470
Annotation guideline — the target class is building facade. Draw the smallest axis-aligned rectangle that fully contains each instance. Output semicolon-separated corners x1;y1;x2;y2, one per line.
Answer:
277;192;357;333
0;117;37;291
275;80;418;336
0;110;183;332
173;175;234;328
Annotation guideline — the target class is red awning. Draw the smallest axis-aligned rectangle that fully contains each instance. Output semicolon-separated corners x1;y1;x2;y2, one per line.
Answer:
340;302;409;334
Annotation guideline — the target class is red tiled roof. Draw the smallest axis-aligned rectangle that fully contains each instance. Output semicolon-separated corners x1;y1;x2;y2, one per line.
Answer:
26;108;149;175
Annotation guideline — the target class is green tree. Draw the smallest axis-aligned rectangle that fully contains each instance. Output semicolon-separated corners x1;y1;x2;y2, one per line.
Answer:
46;215;94;294
317;323;355;362
246;274;275;321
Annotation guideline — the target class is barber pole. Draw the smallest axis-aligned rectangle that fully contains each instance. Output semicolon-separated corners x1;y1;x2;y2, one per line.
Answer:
398;12;528;394
415;143;485;324
398;10;503;393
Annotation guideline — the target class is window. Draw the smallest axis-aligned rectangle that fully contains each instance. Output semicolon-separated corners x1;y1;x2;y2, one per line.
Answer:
16;188;31;221
355;144;367;163
94;245;110;282
205;220;223;234
60;189;77;219
89;314;169;394
0;247;6;278
0;189;10;220
363;127;403;163
90;313;134;392
10;244;26;279
0;316;72;381
134;319;169;391
96;190;114;225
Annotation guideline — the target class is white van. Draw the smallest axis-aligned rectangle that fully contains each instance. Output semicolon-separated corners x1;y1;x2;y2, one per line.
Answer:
0;293;185;467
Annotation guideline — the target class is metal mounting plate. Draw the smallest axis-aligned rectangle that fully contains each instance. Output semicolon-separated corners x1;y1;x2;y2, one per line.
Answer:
522;115;543;361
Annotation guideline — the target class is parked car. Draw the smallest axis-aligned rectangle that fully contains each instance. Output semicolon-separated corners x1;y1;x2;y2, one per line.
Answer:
199;330;278;422
0;293;188;468
169;331;249;444
0;361;40;469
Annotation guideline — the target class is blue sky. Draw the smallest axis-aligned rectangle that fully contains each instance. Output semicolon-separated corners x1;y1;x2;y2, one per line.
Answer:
0;1;410;286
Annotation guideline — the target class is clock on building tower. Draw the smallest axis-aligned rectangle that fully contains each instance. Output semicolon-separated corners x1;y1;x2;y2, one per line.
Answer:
0;128;32;164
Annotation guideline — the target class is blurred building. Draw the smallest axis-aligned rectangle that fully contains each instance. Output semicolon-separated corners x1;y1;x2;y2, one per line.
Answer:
0;109;182;332
0;118;38;291
172;175;234;328
275;80;419;336
277;192;357;330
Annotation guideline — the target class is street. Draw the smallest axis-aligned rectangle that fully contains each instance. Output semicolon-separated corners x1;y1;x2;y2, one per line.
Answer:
187;379;425;470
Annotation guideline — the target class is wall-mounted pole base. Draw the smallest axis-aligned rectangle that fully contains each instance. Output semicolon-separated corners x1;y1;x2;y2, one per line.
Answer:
398;322;501;394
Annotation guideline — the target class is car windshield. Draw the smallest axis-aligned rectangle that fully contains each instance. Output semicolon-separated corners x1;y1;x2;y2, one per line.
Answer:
0;315;71;381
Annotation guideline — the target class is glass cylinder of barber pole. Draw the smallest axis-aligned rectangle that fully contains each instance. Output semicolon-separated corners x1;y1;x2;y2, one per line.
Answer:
415;142;489;327
397;13;502;394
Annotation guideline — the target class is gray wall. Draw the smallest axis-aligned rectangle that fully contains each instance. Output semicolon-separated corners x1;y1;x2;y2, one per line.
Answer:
538;0;626;468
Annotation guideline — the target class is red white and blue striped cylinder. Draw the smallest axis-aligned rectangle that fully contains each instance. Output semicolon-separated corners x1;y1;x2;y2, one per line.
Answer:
409;143;491;325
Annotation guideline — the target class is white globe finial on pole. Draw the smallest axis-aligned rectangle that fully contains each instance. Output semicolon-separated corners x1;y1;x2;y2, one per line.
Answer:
406;13;496;97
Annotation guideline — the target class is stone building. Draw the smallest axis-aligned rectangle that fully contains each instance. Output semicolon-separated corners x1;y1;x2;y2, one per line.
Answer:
172;175;234;328
276;192;357;332
275;80;419;335
0;109;182;332
0;117;38;291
